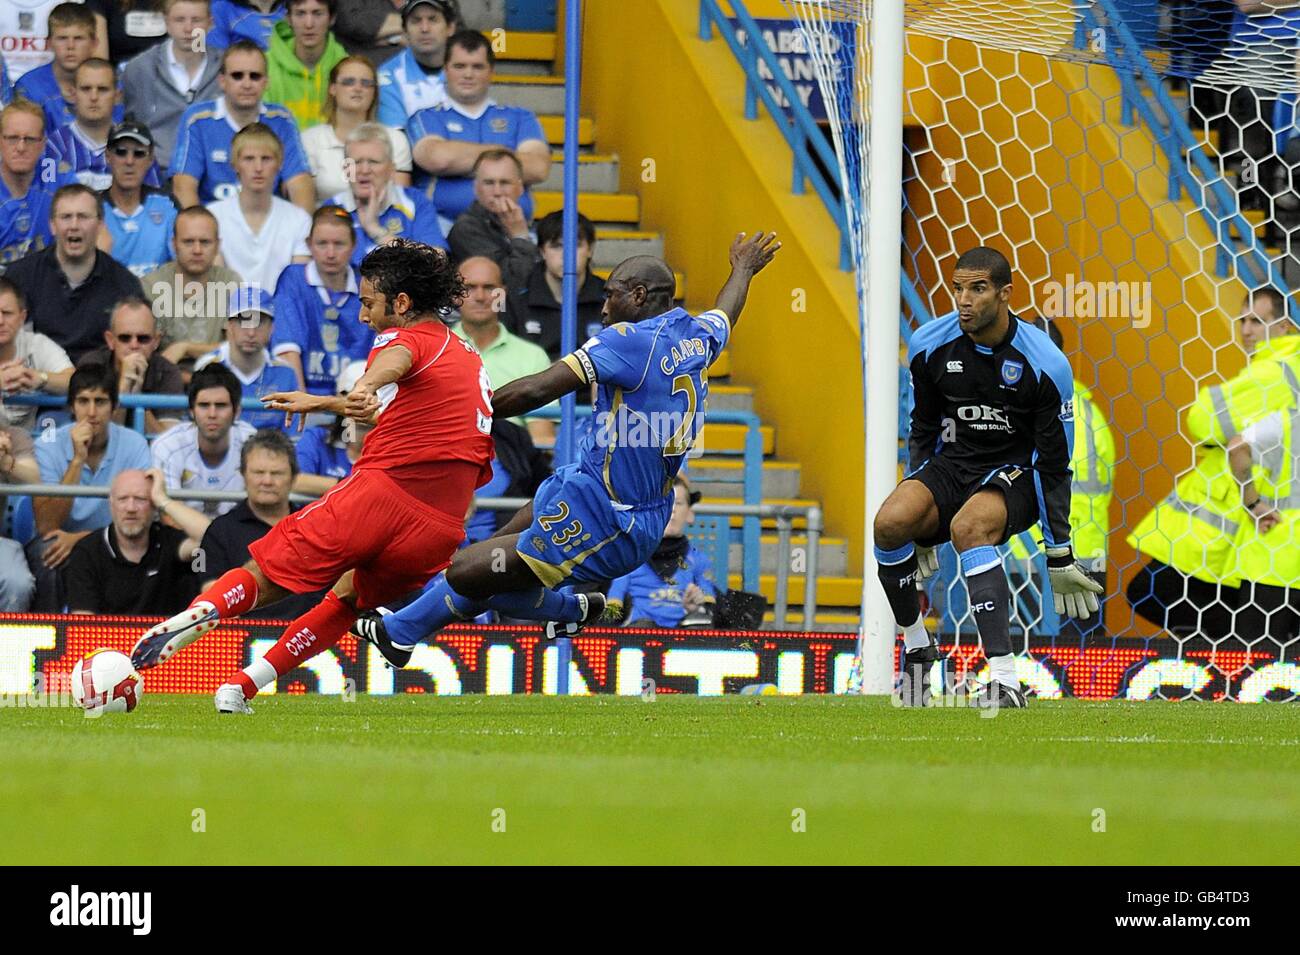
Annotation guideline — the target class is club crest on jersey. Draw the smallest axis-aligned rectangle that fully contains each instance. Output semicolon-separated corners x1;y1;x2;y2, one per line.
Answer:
1001;360;1024;385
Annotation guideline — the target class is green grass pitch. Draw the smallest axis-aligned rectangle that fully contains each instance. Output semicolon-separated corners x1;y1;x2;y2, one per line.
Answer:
2;694;1296;865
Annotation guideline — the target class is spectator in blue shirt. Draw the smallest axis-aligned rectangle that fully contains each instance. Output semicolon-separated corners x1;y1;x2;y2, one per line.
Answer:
269;204;371;394
0;57;10;107
608;477;718;628
0;99;62;267
407;29;550;230
376;0;456;128
13;3;102;132
170;39;315;211
294;360;370;484
46;61;152;193
26;361;151;610
330;121;444;265
193;285;298;431
98;121;178;277
209;0;287;49
464;417;550;545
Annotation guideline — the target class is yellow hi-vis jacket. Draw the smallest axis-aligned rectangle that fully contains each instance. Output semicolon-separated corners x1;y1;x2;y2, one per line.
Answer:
1225;339;1300;587
1128;335;1300;586
1008;382;1114;563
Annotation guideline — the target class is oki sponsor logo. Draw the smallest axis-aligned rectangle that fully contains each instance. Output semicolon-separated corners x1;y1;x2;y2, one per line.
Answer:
0;37;50;52
49;885;151;935
285;627;318;658
956;404;1009;425
221;584;245;608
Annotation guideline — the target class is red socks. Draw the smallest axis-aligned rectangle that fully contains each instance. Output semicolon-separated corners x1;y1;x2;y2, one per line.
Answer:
196;567;260;618
231;592;359;699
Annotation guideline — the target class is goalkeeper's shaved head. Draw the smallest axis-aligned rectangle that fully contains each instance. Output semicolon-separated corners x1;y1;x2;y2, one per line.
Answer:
954;246;1013;288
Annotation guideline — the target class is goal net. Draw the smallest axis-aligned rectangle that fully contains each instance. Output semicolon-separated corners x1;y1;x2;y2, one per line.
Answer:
786;0;1300;701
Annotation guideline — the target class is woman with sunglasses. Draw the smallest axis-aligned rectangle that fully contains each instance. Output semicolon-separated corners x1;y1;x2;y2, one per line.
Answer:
301;55;412;205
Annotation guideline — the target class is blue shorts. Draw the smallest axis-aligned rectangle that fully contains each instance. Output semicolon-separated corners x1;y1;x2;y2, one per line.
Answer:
516;465;673;588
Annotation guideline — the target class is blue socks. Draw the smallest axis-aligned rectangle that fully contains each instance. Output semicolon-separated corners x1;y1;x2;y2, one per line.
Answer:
383;572;587;649
384;572;484;648
484;587;586;624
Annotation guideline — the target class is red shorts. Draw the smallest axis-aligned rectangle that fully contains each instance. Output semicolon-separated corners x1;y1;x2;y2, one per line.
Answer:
249;467;466;610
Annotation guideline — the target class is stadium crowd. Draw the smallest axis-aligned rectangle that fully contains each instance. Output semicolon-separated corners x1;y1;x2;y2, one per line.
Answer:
0;0;630;616
2;0;1292;649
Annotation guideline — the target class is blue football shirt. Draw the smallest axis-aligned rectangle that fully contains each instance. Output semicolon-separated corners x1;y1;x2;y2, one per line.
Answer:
560;307;731;507
209;0;286;49
269;261;372;395
47;123;163;192
172;97;310;203
405;101;546;221
101;190;179;277
0;173;60;266
329;183;447;266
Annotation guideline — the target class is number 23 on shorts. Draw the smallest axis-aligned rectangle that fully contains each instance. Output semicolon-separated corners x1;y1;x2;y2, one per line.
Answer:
538;500;584;546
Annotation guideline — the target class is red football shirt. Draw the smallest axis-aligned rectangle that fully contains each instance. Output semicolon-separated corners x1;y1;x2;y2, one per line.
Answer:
353;320;494;481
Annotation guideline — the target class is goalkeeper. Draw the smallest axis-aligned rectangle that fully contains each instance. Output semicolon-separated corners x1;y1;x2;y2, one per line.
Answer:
872;248;1102;708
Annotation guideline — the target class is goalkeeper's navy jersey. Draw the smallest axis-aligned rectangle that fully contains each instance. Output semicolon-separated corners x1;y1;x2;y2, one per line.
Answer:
907;312;1076;547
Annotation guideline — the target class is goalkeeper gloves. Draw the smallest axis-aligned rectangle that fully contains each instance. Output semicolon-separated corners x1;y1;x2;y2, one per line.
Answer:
915;544;940;580
1045;546;1104;619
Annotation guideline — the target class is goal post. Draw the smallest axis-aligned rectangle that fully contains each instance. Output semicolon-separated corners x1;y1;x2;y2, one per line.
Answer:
786;0;1300;700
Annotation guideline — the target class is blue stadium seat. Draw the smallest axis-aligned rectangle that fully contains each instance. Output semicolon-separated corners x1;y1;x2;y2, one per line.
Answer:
685;515;730;583
4;495;35;547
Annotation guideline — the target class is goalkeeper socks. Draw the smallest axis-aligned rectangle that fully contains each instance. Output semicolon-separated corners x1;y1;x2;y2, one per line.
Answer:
484;588;586;624
900;614;931;652
875;543;923;635
194;567;259;618
233;591;358;700
988;653;1017;688
959;545;1013;660
384;571;485;649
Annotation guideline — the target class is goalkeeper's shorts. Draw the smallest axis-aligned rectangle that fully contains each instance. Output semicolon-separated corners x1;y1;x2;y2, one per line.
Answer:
907;457;1039;548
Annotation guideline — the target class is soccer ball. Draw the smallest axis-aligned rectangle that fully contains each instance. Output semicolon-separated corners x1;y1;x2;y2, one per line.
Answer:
71;650;144;714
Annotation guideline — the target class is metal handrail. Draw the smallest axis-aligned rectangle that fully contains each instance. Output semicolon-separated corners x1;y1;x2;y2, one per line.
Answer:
3;486;822;630
1088;0;1290;298
699;0;851;267
4;392;767;589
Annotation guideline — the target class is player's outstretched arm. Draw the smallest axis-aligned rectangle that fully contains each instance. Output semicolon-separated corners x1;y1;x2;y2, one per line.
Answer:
492;361;585;419
342;345;416;422
713;231;781;331
262;391;345;432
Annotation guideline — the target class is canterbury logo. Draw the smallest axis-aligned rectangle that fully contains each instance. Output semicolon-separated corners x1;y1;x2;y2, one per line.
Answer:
946;360;963;373
285;628;318;658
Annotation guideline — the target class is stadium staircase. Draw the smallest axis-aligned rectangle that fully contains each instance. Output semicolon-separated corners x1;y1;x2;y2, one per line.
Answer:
481;17;861;630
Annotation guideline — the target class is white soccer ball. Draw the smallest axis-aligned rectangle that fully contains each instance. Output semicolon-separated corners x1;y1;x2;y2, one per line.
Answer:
70;649;144;714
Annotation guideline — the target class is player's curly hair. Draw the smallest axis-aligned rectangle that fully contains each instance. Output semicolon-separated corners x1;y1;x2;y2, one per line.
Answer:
359;239;467;317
